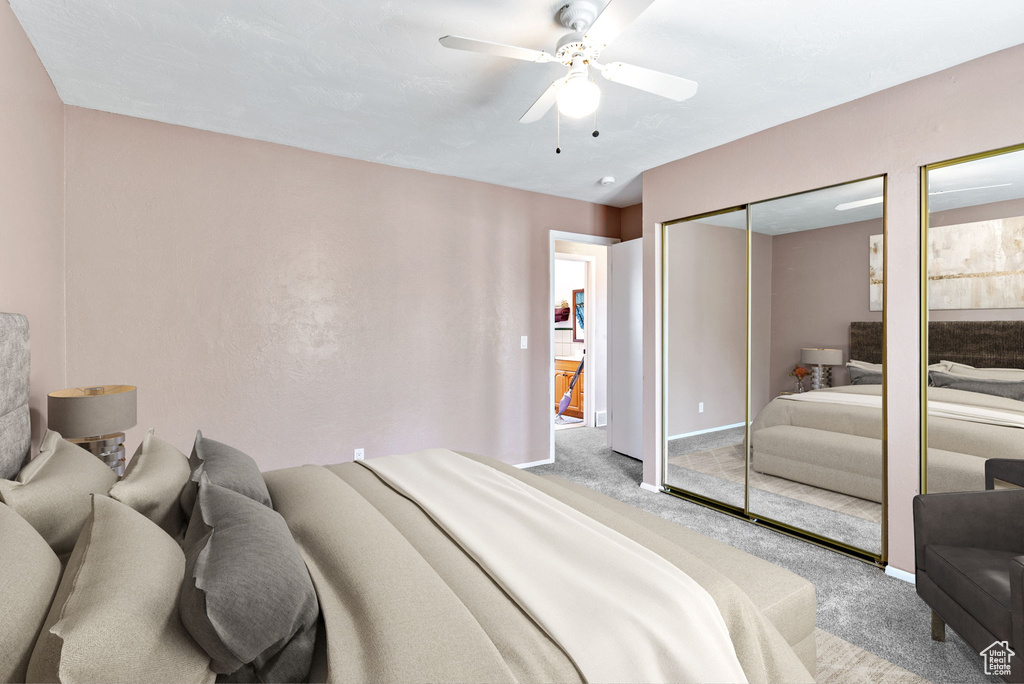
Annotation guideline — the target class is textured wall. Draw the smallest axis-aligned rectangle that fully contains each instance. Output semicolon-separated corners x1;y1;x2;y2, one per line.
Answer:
0;2;65;450
767;218;884;399
620;204;643;242
643;42;1024;572
665;221;771;437
63;108;619;469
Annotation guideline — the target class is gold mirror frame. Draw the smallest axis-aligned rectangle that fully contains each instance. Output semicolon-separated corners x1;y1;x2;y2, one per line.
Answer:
918;141;1024;495
661;175;889;566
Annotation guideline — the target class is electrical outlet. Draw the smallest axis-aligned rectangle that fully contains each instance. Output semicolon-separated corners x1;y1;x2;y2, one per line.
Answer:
698;402;704;413
354;448;364;461
521;336;528;349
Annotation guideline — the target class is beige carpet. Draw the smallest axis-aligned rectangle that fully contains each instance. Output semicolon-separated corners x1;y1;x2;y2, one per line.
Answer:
668;443;882;523
816;629;932;684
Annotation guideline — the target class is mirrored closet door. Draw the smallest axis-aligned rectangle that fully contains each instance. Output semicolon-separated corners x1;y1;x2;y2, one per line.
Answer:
748;177;885;556
662;177;887;562
922;144;1024;495
663;208;748;510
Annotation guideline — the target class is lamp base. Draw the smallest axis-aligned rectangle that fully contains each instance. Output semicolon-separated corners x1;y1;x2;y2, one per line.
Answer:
809;365;834;391
68;433;126;476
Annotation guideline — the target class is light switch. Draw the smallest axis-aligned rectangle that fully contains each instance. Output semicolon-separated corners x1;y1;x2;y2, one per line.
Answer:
521;336;528;349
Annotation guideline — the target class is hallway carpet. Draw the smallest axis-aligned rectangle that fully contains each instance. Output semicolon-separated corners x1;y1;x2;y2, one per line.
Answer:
528;427;995;684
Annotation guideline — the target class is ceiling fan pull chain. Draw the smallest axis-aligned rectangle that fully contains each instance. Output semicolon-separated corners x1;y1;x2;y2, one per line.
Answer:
556;109;562;154
592;106;600;138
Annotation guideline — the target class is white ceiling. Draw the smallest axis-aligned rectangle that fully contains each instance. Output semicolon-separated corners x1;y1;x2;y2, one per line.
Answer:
11;0;1024;207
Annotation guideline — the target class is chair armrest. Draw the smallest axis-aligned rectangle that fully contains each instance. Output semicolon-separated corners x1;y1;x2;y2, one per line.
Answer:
1013;556;1024;655
986;459;1024;490
914;490;1024;572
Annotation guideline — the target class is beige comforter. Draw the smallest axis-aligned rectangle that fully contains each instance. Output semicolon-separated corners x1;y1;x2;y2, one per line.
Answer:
263;452;812;684
752;384;1024;493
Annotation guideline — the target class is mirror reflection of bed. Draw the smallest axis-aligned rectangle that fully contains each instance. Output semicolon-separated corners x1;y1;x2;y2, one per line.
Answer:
924;145;1024;495
664;176;886;557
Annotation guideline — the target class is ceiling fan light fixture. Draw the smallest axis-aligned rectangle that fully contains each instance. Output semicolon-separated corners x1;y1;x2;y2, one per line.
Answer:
557;73;601;118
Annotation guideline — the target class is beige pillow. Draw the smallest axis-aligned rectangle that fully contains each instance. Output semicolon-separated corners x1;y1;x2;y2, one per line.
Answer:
0;430;117;559
847;359;883;373
109;428;190;538
0;503;61;683
940;360;1024;381
27;496;215;684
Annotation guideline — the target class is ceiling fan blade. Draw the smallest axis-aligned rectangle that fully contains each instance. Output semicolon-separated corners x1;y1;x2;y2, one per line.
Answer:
519;78;566;124
439;35;554;63
597;62;698;101
584;0;657;48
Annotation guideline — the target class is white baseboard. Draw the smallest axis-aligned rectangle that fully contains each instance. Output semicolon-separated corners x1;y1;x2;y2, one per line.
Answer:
668;422;746;441
515;457;555;469
595;410;607;427
639;482;662;493
885;566;916;584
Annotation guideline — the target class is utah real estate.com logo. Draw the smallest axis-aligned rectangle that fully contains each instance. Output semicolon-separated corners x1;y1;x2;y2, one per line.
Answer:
981;641;1015;677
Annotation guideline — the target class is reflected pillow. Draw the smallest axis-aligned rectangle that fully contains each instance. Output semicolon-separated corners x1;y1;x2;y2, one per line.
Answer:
930;371;1024;401
180;431;272;518
27;496;215;684
847;359;882;373
847;364;882;385
939;360;1024;382
109;428;191;539
0;430;118;559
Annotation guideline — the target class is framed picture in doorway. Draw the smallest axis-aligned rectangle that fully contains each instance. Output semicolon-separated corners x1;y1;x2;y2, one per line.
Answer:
572;288;585;343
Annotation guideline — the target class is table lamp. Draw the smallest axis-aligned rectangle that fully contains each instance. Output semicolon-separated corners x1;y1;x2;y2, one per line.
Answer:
47;385;137;476
800;349;843;390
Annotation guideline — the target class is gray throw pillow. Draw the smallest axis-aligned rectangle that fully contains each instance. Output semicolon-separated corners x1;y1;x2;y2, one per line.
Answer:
847;365;883;385
180;431;272;518
930;371;1024;401
180;475;319;683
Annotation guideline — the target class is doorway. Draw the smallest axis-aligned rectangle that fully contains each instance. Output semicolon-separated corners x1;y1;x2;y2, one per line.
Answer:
548;231;619;463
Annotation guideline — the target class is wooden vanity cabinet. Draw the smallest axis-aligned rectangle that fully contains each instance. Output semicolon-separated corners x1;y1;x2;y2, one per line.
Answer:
554;358;584;419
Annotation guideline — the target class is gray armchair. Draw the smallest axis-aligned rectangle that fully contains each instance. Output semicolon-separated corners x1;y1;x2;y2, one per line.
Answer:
914;459;1024;682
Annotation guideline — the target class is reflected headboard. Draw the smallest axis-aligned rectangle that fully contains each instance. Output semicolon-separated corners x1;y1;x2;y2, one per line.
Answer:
849;322;883;365
0;313;30;478
849;320;1024;370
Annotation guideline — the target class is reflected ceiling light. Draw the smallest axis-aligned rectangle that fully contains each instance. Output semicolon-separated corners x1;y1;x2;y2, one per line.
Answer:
837;182;1015;211
557;68;601;118
928;183;1013;195
835;196;884;211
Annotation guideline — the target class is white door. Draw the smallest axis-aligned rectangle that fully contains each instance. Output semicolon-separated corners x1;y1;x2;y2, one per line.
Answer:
608;239;643;460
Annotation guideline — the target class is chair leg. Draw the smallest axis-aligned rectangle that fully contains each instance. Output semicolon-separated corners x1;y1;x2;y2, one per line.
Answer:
931;610;946;642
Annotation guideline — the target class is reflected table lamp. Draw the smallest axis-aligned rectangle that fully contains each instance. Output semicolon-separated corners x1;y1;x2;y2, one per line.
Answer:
47;385;137;476
800;348;843;390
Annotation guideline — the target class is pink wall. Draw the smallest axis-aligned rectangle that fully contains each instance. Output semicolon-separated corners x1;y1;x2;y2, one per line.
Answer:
767;218;884;399
621;204;643;241
665;220;772;436
643;42;1024;572
0;2;65;450
62;107;619;470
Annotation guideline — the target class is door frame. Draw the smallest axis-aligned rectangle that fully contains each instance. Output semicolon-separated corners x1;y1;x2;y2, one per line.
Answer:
546;231;620;465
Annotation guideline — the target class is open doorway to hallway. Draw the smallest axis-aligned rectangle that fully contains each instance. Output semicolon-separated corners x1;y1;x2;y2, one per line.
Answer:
553;252;590;431
548;231;618;463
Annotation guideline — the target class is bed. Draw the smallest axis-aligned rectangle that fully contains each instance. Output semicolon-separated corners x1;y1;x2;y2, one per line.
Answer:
751;321;1024;501
0;312;816;684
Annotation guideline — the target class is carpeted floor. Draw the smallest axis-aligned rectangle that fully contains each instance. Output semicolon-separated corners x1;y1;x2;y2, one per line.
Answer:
666;428;882;553
529;427;997;684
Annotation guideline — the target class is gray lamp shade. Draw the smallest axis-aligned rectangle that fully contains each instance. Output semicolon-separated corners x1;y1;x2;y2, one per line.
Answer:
800;348;843;366
47;385;137;439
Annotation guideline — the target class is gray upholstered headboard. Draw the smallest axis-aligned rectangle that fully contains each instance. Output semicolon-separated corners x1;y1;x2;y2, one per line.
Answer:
849;320;1024;369
0;313;31;479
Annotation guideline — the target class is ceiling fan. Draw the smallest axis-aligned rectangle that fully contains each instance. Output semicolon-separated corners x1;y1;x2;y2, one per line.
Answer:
439;0;698;125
